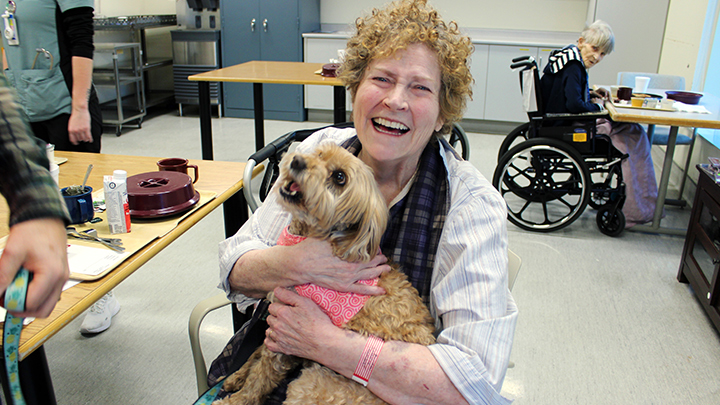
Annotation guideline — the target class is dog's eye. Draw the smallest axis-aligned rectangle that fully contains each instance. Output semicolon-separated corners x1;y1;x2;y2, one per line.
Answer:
331;170;346;186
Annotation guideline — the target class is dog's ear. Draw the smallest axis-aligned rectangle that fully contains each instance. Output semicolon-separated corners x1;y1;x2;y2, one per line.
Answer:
331;165;388;263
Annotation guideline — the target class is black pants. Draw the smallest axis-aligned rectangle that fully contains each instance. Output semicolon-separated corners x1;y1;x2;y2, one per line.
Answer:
30;91;102;153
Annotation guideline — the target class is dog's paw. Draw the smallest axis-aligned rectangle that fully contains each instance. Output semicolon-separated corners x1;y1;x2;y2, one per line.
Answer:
222;372;246;392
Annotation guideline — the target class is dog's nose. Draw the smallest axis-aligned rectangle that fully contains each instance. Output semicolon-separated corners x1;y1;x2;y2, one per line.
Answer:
291;155;306;172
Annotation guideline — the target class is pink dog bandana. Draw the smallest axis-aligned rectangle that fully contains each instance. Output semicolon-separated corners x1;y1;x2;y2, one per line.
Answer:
278;227;378;327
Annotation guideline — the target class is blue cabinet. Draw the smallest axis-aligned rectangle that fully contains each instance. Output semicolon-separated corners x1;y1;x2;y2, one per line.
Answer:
221;0;320;121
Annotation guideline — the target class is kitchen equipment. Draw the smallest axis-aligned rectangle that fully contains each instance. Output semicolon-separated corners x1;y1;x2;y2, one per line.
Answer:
127;171;200;218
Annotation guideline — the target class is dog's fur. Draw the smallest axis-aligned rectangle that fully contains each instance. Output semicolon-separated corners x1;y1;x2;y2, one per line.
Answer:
214;143;436;405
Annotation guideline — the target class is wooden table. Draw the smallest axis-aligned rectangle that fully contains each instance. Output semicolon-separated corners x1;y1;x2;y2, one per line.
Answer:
0;152;253;404
188;61;345;158
604;90;720;235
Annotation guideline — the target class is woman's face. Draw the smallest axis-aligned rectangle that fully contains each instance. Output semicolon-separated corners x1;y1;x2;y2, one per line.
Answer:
352;43;444;168
577;37;606;69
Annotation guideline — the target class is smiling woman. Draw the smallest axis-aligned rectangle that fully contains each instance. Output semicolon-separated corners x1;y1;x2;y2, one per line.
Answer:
216;1;517;404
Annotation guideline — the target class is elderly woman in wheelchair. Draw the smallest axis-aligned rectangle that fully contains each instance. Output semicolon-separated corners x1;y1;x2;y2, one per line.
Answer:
494;20;657;235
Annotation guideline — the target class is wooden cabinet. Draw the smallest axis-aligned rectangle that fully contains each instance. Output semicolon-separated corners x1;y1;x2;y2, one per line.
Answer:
221;0;320;121
678;165;720;332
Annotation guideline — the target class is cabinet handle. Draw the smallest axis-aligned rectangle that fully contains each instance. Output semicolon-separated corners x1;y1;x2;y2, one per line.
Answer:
263;19;268;32
251;18;256;32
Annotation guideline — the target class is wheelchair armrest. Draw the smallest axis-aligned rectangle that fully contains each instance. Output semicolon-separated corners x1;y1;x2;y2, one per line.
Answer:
544;110;608;120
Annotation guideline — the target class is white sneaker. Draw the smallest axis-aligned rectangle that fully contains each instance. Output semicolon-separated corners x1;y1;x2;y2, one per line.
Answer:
80;291;120;334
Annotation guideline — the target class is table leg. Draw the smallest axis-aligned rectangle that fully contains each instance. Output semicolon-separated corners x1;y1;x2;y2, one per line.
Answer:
1;346;57;405
630;126;687;236
198;81;214;160
333;85;346;124
253;83;265;151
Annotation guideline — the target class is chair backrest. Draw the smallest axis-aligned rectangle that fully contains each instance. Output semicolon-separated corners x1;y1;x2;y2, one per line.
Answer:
508;249;521;291
616;72;685;91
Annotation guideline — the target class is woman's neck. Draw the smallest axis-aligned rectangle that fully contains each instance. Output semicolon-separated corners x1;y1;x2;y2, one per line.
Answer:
359;151;419;205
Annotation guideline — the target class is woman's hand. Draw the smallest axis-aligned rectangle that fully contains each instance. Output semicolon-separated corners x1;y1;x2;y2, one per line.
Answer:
291;237;390;295
591;87;610;100
68;107;92;145
265;287;342;359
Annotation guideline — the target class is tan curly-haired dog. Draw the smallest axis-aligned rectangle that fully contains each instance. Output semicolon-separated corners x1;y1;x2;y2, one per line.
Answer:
214;142;436;405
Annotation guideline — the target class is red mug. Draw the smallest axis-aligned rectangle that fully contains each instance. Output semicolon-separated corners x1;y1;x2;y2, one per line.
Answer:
157;158;199;184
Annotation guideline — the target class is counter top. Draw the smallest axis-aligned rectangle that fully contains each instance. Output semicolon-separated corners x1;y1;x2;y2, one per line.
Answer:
303;26;576;48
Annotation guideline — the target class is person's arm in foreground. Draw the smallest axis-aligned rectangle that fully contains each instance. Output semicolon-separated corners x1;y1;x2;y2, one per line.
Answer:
0;79;70;318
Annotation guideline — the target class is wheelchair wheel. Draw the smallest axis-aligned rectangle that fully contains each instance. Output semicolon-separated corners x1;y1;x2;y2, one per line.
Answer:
589;162;623;210
448;124;470;160
497;122;530;162
596;206;625;237
493;137;591;232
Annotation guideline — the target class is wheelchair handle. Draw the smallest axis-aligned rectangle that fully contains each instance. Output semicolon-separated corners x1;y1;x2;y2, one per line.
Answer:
510;56;536;70
243;159;261;212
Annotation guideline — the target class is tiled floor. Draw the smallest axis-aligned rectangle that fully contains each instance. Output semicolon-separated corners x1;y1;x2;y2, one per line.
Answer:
44;108;720;404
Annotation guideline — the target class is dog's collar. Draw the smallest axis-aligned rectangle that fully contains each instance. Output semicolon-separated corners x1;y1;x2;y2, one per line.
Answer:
278;226;377;327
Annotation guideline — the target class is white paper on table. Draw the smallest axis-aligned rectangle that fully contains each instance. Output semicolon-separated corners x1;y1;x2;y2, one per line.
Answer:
67;244;130;279
673;101;710;114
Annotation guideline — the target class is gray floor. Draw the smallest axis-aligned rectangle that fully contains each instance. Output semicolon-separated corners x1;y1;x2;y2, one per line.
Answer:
44;108;720;404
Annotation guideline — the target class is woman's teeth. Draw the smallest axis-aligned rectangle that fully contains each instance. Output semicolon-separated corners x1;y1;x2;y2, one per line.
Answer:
373;118;409;134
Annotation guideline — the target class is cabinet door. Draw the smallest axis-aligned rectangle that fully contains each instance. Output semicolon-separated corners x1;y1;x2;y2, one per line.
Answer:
221;0;259;112
304;37;351;111
484;45;538;123
260;0;303;119
465;44;489;120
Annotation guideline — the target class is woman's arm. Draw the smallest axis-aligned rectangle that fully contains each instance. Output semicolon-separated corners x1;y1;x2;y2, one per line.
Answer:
67;56;93;144
562;63;603;113
266;287;469;405
61;6;95;145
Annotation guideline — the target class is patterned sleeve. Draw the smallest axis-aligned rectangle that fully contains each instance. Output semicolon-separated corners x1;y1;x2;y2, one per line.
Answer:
0;76;70;226
427;154;517;404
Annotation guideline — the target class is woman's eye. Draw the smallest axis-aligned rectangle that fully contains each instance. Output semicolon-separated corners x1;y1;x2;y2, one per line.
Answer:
331;170;346;186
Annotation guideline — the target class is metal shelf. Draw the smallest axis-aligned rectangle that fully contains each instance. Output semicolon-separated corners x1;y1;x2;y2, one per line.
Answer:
93;42;145;136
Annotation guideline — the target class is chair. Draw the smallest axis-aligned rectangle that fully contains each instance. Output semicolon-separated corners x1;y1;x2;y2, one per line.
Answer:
616;72;697;203
494;55;627;236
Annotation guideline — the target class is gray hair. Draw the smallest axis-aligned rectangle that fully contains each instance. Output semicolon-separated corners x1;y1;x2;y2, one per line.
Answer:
581;20;615;55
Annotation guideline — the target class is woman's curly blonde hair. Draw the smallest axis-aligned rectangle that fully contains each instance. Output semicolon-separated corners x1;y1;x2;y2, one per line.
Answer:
338;0;473;135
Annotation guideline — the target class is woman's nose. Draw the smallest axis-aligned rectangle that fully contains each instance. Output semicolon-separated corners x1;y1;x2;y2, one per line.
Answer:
383;87;408;110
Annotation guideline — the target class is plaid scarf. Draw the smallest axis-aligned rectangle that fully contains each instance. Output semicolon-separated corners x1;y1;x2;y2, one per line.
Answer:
342;135;449;304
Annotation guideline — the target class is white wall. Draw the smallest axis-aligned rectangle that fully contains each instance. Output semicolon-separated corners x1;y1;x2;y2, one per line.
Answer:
658;0;709;89
93;0;175;18
320;0;589;32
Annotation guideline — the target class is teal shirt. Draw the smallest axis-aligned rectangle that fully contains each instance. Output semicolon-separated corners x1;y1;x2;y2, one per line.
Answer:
2;0;93;121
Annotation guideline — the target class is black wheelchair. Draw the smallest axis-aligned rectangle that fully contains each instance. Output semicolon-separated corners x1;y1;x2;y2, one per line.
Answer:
242;122;470;211
492;56;627;236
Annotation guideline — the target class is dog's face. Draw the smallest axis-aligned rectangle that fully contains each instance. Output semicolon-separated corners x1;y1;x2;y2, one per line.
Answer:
277;142;388;263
